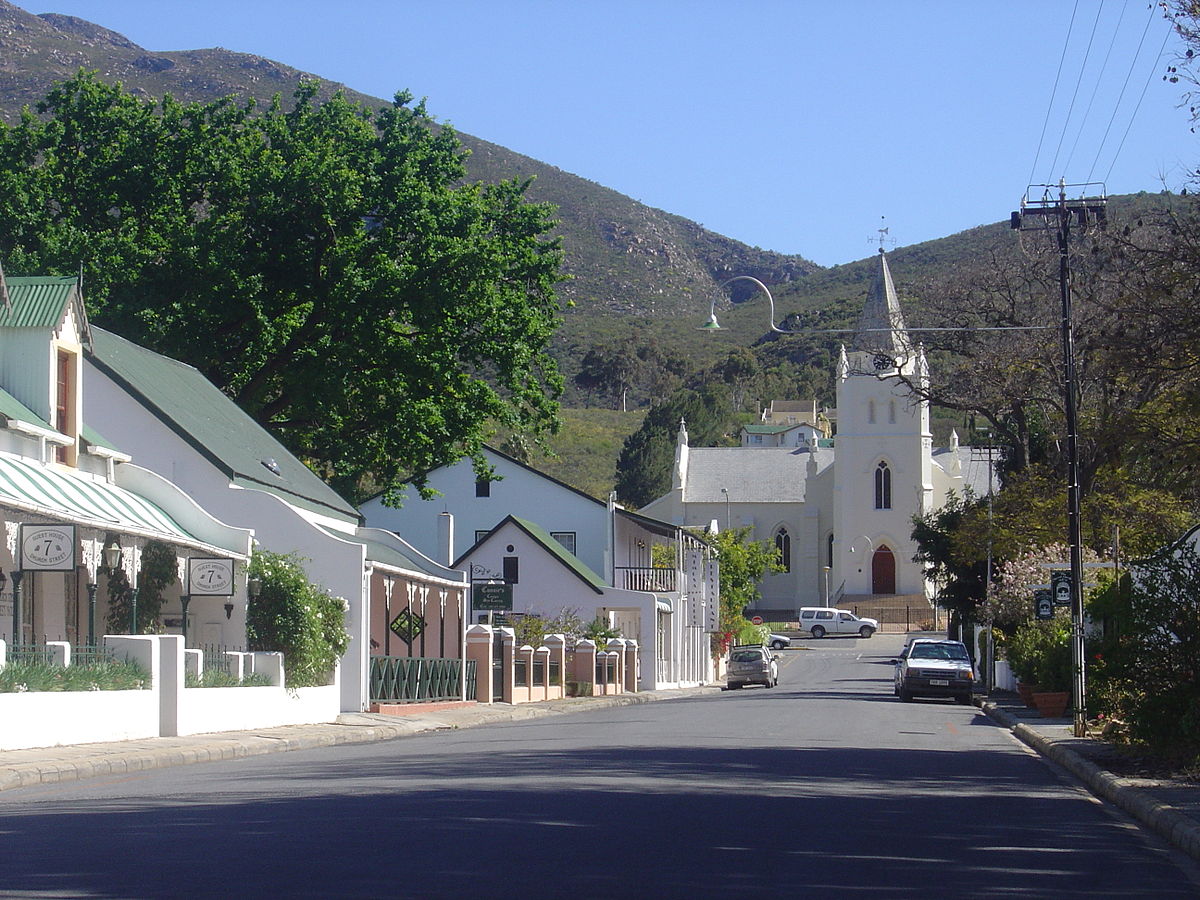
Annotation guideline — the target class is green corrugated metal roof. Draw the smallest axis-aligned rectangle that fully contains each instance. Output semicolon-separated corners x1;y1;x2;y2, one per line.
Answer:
0;276;79;329
87;327;360;523
0;387;50;430
80;423;120;454
511;516;607;592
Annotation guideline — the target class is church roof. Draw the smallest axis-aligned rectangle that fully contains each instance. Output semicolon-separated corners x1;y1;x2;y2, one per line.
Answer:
682;446;832;504
854;251;909;359
932;445;999;498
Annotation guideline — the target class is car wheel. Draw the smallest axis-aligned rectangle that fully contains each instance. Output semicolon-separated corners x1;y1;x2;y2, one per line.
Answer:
859;625;875;638
729;683;743;689
811;625;826;638
954;693;971;705
771;639;786;650
899;687;913;702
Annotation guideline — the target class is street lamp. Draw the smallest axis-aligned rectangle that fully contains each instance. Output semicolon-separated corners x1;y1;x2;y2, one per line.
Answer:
720;487;730;531
101;536;139;635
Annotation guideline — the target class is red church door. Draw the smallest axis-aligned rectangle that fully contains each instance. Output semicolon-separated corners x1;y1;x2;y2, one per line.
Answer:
872;546;896;594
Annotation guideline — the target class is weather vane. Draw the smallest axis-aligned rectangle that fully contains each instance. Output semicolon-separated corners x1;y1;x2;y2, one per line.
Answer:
869;216;896;253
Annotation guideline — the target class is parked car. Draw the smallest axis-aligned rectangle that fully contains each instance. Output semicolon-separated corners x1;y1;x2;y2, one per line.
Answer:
893;638;975;703
767;633;791;650
797;607;879;638
726;645;780;689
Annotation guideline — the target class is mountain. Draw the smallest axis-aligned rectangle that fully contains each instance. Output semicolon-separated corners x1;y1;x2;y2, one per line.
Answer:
0;0;820;378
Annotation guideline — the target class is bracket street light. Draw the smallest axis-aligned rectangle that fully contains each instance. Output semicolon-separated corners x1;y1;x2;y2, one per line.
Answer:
701;273;1049;337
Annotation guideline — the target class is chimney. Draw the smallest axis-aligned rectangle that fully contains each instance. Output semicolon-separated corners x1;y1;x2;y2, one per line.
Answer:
438;511;454;565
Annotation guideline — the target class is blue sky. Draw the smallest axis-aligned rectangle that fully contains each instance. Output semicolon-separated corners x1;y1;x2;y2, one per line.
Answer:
30;1;1199;267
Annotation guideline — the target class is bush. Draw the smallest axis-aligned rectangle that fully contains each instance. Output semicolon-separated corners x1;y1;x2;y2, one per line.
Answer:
246;550;349;687
1089;540;1200;764
1007;616;1071;690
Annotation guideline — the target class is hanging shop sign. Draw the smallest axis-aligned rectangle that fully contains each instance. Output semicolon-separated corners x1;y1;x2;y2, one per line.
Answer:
187;557;235;596
19;523;76;571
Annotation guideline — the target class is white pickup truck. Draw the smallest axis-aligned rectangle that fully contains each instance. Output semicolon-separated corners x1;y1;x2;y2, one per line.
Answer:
797;607;879;638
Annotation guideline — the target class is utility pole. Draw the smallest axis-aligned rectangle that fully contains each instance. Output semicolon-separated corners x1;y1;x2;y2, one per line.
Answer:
1011;179;1107;738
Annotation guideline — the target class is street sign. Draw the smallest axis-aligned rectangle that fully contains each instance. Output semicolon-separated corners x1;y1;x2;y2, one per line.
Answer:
1051;570;1072;607
1035;588;1054;620
473;582;513;611
751;615;763;626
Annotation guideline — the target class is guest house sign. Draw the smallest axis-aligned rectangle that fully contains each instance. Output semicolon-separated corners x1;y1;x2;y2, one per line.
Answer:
19;524;76;571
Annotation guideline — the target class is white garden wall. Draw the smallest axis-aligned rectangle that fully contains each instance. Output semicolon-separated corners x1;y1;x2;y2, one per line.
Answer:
0;636;340;751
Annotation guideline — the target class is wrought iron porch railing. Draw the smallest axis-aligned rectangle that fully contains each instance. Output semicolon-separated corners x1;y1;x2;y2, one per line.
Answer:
71;644;116;666
615;566;676;592
369;656;475;704
6;642;54;665
199;644;243;677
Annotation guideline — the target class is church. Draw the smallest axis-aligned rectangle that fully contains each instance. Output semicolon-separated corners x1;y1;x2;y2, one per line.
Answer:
640;249;993;619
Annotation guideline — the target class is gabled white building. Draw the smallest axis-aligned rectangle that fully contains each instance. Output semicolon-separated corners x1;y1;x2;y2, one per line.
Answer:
361;448;717;688
642;250;994;616
83;326;468;712
0;276;253;649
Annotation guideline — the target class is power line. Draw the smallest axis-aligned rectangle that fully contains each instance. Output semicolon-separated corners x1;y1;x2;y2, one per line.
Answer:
1086;2;1160;184
1045;0;1105;181
1102;20;1176;184
1062;0;1125;176
1028;0;1081;189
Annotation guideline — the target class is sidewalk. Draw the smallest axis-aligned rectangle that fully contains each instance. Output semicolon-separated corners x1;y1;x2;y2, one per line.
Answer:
978;691;1200;863
0;686;717;794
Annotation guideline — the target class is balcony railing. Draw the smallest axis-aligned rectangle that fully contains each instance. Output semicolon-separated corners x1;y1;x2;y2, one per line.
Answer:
615;567;676;592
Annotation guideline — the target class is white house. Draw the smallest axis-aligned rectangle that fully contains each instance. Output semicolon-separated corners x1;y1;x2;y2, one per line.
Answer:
361;448;717;688
0;276;253;649
641;250;994;617
360;445;612;576
83;326;469;712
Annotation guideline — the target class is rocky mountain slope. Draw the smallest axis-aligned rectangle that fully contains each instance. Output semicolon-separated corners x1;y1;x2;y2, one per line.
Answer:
0;0;820;374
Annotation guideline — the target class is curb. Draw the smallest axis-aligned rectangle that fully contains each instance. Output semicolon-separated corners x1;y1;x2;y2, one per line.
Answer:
0;686;719;794
980;699;1200;862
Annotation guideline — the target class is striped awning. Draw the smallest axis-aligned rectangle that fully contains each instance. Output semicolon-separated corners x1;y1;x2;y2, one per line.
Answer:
0;453;192;541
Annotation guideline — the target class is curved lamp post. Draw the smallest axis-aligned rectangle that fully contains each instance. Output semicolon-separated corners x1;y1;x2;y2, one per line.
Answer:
701;273;1047;337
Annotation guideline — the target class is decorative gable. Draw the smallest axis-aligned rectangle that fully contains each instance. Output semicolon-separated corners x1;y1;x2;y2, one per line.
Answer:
0;275;90;466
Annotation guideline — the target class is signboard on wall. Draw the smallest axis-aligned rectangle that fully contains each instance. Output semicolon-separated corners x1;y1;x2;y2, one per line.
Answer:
187;557;235;596
19;523;76;571
472;582;513;611
704;559;720;633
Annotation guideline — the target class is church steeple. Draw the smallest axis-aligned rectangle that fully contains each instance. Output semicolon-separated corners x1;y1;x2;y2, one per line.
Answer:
853;249;910;364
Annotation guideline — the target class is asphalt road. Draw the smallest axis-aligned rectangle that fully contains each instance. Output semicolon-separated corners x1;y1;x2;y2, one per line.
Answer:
1;633;1197;899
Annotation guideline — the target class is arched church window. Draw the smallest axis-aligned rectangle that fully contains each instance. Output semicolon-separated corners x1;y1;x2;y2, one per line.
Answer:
888;399;896;424
874;461;892;509
775;527;792;573
867;399;876;424
826;533;834;568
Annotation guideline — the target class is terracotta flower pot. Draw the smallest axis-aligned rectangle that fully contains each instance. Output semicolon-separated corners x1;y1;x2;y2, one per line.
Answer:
1016;681;1039;707
1031;690;1070;719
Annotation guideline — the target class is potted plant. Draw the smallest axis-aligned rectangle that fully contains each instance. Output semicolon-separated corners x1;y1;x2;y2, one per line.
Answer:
1005;622;1042;706
1031;631;1072;718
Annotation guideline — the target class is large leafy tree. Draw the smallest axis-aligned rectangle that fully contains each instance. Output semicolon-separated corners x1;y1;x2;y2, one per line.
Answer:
0;72;564;502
